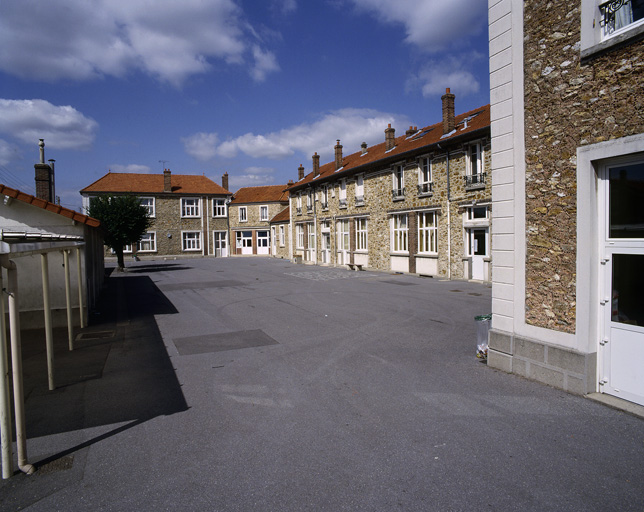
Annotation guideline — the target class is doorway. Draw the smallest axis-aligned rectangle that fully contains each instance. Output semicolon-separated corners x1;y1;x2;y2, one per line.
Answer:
467;228;488;280
213;231;227;257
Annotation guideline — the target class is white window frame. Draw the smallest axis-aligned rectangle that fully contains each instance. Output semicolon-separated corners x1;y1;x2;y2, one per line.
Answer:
279;225;285;247
467;143;483;176
339;179;347;207
392;164;404;199
391;214;408;253
259;205;269;221
213;198;227;217
321;185;329;209
296;224;304;249
306;189;313;212
581;0;644;59
140;197;155;217
181;197;201;218
418;212;437;254
239;206;247;223
182;231;202;251
468;206;488;220
418;156;433;195
137;231;157;253
307;222;315;249
355;174;365;205
296;193;302;215
337;219;350;251
355;217;368;252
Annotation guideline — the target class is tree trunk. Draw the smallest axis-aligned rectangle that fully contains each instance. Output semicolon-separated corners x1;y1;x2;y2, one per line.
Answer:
115;246;125;271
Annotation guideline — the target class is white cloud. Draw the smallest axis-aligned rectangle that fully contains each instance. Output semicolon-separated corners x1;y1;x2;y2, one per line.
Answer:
0;139;19;166
408;57;482;97
0;99;98;150
0;0;279;87
250;45;280;82
228;167;277;189
209;108;411;162
109;164;153;174
182;132;221;161
349;0;486;52
273;0;297;15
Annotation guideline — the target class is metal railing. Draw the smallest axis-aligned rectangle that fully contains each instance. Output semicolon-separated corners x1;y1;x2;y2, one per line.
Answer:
417;182;433;195
392;187;405;200
464;173;486;189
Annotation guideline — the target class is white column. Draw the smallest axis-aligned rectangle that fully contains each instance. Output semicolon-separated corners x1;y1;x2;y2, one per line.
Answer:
76;248;84;329
41;253;55;390
0;270;13;479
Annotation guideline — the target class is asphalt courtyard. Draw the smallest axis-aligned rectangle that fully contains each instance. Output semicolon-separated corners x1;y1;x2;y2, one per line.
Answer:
1;257;643;511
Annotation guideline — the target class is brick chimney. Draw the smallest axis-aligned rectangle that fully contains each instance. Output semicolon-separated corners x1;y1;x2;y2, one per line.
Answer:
361;142;368;155
406;126;417;137
385;124;395;151
222;172;229;191
163;168;172;193
334;140;343;170
34;139;54;202
298;164;305;181
312;152;320;176
442;88;455;135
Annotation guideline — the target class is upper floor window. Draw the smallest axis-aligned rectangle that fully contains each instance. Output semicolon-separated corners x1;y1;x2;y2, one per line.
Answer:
259;205;269;221
181;197;200;217
392;164;405;200
239;206;247;222
355;174;365;205
296;193;302;215
418;157;433;195
213;198;227;217
465;143;486;189
306;189;313;213
355;217;368;251
140;197;155;217
581;0;644;59
600;0;644;38
339;179;347;208
321;185;329;210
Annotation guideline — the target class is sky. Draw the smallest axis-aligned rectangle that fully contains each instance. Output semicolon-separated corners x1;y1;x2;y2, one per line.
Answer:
0;0;490;212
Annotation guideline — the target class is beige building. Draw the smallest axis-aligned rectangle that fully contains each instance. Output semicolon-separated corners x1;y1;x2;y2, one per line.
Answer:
488;0;644;405
287;91;492;281
269;206;291;259
80;170;231;258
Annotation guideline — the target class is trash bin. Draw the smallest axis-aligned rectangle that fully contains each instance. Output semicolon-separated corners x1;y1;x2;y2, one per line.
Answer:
475;314;492;359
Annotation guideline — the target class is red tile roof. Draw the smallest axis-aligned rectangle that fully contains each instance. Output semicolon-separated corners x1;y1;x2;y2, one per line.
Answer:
232;185;289;204
290;104;490;191
0;184;100;227
270;206;290;223
80;172;230;195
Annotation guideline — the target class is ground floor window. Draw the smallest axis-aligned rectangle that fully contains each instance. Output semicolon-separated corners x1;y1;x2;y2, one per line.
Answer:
257;230;269;247
279;225;285;246
138;232;157;252
391;214;408;253
418;212;437;254
296;224;304;249
355;218;368;251
182;231;201;251
307;222;315;250
236;231;253;248
337;219;350;251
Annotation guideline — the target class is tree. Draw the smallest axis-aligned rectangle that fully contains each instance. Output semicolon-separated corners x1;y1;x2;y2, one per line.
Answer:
88;195;151;271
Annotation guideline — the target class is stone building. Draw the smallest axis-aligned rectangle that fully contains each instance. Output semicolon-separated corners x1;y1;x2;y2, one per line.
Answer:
228;185;289;256
488;0;644;406
287;91;492;281
269;206;291;259
80;170;231;258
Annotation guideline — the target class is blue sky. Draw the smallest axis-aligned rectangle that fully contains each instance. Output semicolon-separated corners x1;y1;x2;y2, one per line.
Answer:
0;0;490;211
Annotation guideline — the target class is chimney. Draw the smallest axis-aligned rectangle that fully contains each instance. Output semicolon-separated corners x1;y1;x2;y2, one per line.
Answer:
361;142;368;155
34;139;54;202
164;168;172;193
298;164;305;181
406;126;416;137
442;88;455;135
334;140;343;170
312;152;320;175
385;124;395;151
222;172;229;191
287;179;294;186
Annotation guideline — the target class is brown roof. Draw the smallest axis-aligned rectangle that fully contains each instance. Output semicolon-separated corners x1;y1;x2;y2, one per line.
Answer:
0;184;100;227
290;104;490;191
270;206;290;223
80;172;231;195
232;185;289;204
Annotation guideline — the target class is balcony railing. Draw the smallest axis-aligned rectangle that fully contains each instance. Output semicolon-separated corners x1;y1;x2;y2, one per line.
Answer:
321;201;328;210
417;182;433;195
599;0;639;34
339;198;348;208
464;173;486;189
355;195;364;206
296;207;302;215
306;205;313;213
392;187;405;200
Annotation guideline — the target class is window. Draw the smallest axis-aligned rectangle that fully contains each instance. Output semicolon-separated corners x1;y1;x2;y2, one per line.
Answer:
321;185;329;210
356;218;368;251
306;190;313;213
465;143;485;188
337;219;350;251
296;193;302;215
468;206;488;220
181;197;200;217
140;197;155;217
182;231;201;251
599;0;644;38
392;164;405;199
138;232;157;252
418;212;437;254
355;174;365;205
581;0;644;59
307;222;315;249
296;224;304;249
279;225;285;246
213;198;227;217
259;205;269;221
239;206;247;222
418;157;433;195
339;179;347;207
391;214;408;253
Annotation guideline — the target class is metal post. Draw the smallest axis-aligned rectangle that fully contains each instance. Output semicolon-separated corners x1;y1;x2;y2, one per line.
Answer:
41;253;55;390
0;270;14;478
76;247;84;329
63;250;73;351
7;262;34;474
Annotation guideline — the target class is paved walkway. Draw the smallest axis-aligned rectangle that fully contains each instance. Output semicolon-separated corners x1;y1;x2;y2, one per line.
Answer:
0;258;642;511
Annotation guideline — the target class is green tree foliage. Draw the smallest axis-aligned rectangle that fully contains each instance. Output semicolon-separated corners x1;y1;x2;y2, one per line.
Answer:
88;195;151;270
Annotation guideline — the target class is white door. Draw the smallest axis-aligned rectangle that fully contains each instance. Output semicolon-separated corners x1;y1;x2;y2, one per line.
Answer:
213;231;227;257
321;233;331;264
600;159;644;406
237;231;253;255
468;228;488;280
257;230;269;255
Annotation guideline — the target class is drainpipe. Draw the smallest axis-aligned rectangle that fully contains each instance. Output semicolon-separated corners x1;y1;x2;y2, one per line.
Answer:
76;248;84;329
63;250;74;351
446;148;451;280
0;270;13;478
206;197;210;257
4;258;35;474
41;253;55;390
201;198;205;256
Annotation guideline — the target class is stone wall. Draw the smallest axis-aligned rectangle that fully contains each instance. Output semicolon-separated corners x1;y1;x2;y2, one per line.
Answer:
523;0;644;332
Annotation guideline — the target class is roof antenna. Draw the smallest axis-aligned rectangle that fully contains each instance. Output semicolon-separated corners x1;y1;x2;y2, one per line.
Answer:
159;160;169;171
